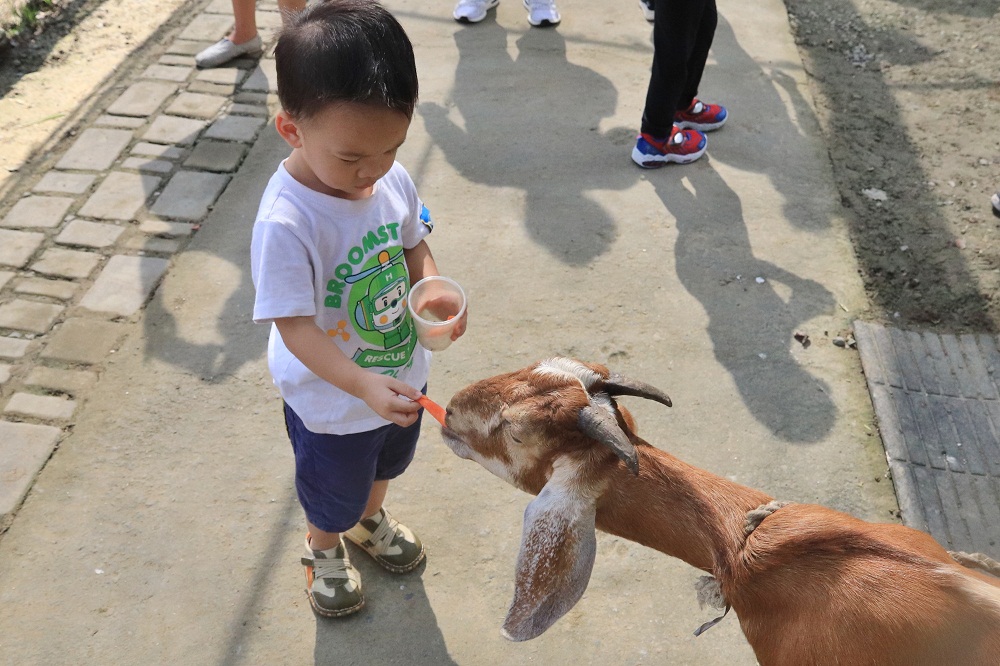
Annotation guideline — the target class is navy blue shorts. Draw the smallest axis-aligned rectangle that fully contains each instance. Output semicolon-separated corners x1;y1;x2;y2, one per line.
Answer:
283;401;423;533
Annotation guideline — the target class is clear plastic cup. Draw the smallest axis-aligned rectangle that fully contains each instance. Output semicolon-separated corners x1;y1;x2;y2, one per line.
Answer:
408;276;466;351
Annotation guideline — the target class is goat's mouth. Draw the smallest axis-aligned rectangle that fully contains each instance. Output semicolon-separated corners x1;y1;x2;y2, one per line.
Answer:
440;429;474;460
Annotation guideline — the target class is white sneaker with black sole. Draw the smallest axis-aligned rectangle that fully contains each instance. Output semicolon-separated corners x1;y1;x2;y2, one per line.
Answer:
453;0;499;23
523;0;560;26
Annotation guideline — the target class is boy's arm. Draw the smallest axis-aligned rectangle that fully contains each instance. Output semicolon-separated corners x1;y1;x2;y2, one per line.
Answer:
274;316;422;426
403;239;438;284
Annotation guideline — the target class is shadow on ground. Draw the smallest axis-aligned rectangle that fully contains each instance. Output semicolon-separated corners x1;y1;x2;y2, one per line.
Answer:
313;555;457;666
653;161;837;443
419;18;640;266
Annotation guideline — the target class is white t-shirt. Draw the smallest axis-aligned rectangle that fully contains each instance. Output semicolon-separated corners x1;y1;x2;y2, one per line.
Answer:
251;161;433;434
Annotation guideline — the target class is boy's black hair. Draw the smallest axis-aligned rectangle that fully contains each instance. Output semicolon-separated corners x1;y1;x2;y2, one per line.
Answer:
275;0;418;119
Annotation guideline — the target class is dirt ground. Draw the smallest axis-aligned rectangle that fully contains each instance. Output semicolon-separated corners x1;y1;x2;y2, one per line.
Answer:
2;0;1000;331
785;0;1000;332
0;0;195;196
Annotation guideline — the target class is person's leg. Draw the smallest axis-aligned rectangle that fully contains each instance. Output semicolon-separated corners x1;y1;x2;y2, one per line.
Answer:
228;0;259;44
640;0;711;137
306;523;341;550
307;477;384;548
677;0;717;111
670;0;727;132
286;403;382;617
344;414;426;573
363;479;389;518
632;0;715;166
277;0;306;24
307;476;386;548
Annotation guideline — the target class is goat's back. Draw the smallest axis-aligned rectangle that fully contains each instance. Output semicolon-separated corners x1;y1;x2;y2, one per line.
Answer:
727;504;1000;666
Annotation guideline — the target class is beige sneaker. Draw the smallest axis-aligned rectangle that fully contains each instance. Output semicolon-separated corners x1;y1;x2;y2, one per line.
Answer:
301;535;364;617
345;508;426;573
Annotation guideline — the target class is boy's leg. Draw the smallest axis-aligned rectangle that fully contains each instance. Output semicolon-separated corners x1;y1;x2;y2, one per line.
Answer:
301;531;364;618
641;0;712;137
344;416;426;573
671;0;727;134
285;403;382;617
306;522;341;552
633;0;713;167
364;479;389;518
677;0;718;112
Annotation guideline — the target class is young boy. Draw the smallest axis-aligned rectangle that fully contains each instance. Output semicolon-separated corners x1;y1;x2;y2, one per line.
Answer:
250;0;467;618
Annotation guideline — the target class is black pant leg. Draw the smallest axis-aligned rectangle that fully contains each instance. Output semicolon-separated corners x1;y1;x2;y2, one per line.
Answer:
679;0;717;108
640;0;715;137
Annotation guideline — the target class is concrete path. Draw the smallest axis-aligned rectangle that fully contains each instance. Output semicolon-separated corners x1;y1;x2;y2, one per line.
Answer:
0;0;902;663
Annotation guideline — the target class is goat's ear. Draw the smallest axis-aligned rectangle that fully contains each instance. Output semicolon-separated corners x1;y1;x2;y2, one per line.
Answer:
579;402;639;474
501;480;597;641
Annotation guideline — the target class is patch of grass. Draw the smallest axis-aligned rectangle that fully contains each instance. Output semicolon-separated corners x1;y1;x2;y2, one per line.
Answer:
4;0;54;38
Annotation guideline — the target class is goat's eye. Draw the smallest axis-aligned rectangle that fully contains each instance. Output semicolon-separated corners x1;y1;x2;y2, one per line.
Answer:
499;412;523;443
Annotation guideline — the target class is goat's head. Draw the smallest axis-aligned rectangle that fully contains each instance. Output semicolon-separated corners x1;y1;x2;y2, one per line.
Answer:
441;357;672;641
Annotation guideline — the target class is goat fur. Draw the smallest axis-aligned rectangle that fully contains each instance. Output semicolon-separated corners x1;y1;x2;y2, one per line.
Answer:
440;358;1000;666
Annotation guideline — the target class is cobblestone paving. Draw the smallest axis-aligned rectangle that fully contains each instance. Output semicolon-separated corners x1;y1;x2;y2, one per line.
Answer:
0;0;280;527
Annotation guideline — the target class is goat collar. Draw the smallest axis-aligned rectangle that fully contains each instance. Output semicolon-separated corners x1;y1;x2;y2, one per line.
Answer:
693;500;791;637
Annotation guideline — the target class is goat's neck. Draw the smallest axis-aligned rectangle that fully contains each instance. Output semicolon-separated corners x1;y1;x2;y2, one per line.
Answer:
594;445;772;576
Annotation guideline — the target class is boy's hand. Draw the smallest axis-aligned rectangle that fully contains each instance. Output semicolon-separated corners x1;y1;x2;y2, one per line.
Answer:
419;292;469;343
449;308;469;342
358;374;423;427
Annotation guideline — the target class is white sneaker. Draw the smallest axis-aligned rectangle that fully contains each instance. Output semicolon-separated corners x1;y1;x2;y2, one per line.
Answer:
453;0;499;23
523;0;560;26
195;35;263;69
638;0;654;22
992;191;1000;218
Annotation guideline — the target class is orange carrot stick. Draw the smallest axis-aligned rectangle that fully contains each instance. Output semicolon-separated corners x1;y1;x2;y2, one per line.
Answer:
417;395;447;426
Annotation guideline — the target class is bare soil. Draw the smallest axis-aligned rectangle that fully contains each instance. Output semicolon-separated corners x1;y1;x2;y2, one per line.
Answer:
3;0;1000;331
0;0;194;196
784;0;1000;332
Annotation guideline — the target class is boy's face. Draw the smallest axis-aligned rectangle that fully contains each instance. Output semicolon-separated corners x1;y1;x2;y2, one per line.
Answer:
277;102;411;200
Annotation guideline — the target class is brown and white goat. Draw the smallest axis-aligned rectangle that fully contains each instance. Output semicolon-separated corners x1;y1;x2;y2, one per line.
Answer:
440;357;1000;666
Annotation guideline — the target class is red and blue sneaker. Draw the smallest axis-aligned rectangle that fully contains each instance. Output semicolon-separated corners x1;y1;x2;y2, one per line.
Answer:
631;126;707;168
673;99;728;131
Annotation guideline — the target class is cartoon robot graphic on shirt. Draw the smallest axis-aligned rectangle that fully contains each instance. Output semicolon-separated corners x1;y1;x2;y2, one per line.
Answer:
345;247;413;351
330;207;432;372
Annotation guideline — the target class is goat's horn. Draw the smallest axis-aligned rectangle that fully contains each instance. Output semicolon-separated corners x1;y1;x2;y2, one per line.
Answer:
579;403;639;475
603;373;673;408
